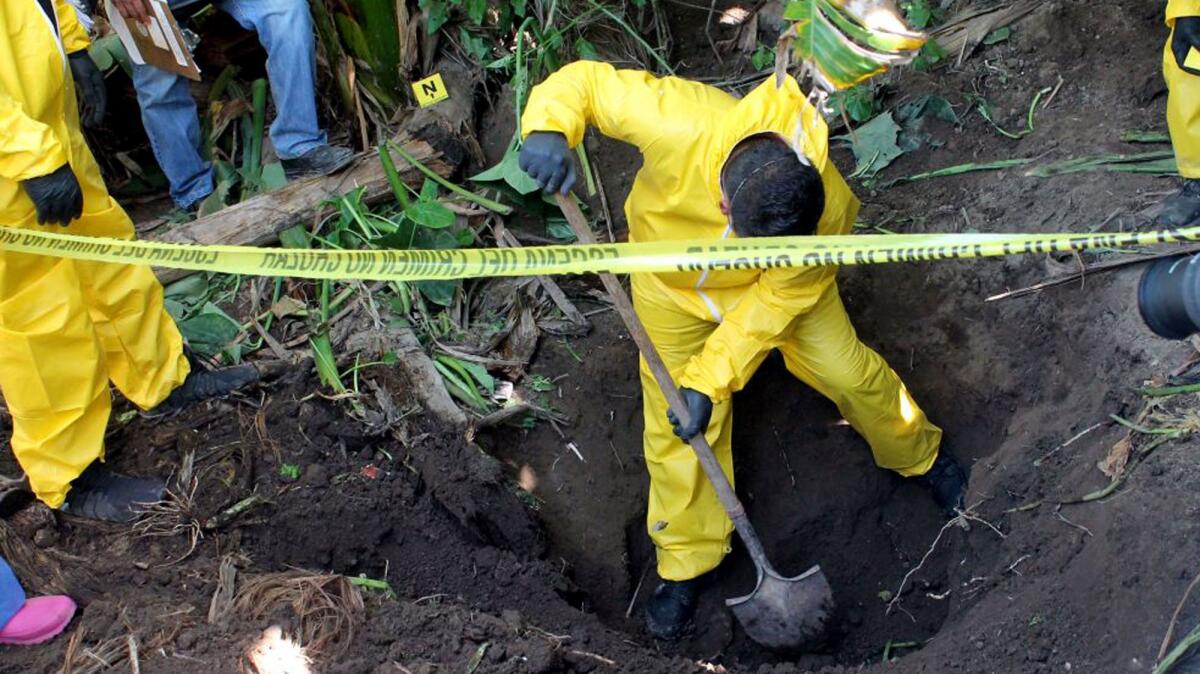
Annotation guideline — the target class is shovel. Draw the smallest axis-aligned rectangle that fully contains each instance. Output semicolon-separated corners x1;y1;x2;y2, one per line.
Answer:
554;193;835;650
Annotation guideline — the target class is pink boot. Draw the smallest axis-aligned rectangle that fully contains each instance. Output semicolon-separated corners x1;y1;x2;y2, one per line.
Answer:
0;596;76;645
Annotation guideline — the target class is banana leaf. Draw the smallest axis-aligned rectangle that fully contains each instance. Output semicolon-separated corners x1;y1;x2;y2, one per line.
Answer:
784;0;926;91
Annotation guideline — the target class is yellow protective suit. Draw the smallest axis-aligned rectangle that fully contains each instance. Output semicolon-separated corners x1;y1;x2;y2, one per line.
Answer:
1167;0;1200;178
0;0;189;507
522;62;942;581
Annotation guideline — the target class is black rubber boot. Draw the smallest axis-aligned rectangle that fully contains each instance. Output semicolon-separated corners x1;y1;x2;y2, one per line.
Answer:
916;451;968;517
646;577;702;641
1157;179;1200;228
146;362;260;418
61;463;165;523
281;145;355;180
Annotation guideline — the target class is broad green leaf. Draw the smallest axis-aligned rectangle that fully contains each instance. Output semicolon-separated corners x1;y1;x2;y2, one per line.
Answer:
785;0;926;91
261;162;288;191
165;275;209;302
420;0;450;33
465;0;487;24
334;13;375;64
419;178;439;202
456;359;495;394
575;37;599;60
416;280;459;306
279;225;311;249
751;43;775;71
983;27;1011;45
836;112;903;178
179;312;240;358
405;201;455;229
545;217;577;242
831;85;878;122
349;0;403;91
459;27;490;62
471;136;541;195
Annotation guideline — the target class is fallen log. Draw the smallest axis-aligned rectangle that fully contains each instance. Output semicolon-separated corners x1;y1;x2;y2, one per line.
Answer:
149;133;452;283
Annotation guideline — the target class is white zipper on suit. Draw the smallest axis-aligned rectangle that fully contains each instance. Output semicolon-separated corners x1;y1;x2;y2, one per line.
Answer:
33;0;70;69
695;222;733;322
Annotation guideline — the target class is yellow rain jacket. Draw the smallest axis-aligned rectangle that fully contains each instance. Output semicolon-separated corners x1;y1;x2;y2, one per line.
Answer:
0;0;188;507
1166;0;1200;178
523;62;941;580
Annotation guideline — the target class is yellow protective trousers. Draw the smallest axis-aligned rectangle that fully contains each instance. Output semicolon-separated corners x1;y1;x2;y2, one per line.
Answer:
522;61;943;580
634;273;941;581
0;0;189;508
1167;3;1200;179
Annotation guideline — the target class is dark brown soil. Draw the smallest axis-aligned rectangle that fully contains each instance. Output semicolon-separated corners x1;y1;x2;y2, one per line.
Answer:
4;1;1200;673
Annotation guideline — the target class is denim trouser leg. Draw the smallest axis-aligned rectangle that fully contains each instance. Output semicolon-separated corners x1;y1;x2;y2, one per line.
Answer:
132;64;213;209
220;0;326;159
0;557;26;630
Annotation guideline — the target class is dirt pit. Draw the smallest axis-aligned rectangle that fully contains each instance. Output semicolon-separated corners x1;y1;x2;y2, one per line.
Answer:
5;1;1200;673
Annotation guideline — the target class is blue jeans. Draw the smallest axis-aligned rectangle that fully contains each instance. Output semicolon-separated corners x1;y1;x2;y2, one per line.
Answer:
132;0;326;208
0;557;25;630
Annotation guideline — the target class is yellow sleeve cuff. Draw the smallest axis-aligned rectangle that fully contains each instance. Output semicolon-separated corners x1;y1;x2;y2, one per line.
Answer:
1167;0;1200;22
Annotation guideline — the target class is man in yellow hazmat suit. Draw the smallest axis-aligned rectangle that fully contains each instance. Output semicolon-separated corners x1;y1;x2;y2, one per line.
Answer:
1;0;256;523
518;61;968;640
1161;1;1200;226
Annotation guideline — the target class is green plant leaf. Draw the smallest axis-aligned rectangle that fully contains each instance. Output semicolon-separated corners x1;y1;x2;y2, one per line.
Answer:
471;136;541;195
545;217;577;242
310;334;346;392
830;85;878;123
459;27;490;61
279;225;311;249
465;0;487;24
751;42;775;71
836;112;904;178
165;275;209;303
419;178;439;202
901;0;938;29
178;311;240;358
785;0;926;90
416;279;459;306
575;37;599;60
982;27;1011;45
456;359;495;394
280;463;301;480
421;0;450;33
261;162;287;191
912;38;947;71
405;201;455;229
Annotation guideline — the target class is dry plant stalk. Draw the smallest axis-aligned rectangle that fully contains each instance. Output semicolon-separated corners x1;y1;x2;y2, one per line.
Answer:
130;466;204;566
61;633;131;674
234;571;365;656
208;555;240;625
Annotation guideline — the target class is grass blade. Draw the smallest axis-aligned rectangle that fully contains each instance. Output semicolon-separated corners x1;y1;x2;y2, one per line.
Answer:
389;141;513;214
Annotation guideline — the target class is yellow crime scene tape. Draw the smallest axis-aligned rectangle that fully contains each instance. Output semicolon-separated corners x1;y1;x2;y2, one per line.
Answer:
3;225;1200;282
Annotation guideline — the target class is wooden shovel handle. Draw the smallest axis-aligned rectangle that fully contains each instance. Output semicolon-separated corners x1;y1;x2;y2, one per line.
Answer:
554;193;774;571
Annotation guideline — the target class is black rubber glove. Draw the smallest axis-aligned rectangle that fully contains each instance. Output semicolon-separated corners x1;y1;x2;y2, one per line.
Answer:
518;131;577;194
668;388;714;442
22;164;84;226
1174;17;1200;76
69;52;107;129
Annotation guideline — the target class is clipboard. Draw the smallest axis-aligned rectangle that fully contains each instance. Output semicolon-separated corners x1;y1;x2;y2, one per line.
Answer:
105;0;201;81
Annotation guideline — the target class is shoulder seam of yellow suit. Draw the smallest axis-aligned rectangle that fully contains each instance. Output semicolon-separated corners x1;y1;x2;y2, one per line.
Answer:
0;0;188;508
521;60;941;580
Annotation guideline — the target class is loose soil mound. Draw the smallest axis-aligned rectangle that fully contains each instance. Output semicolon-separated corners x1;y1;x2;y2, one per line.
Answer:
4;2;1200;673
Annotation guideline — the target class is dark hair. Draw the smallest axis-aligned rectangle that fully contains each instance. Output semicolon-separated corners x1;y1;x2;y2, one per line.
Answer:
722;136;825;238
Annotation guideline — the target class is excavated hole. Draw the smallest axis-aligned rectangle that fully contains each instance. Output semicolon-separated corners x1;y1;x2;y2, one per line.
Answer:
482;255;1164;670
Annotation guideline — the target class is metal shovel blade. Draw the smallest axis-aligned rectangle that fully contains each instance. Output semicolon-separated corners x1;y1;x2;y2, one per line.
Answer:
726;564;834;651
